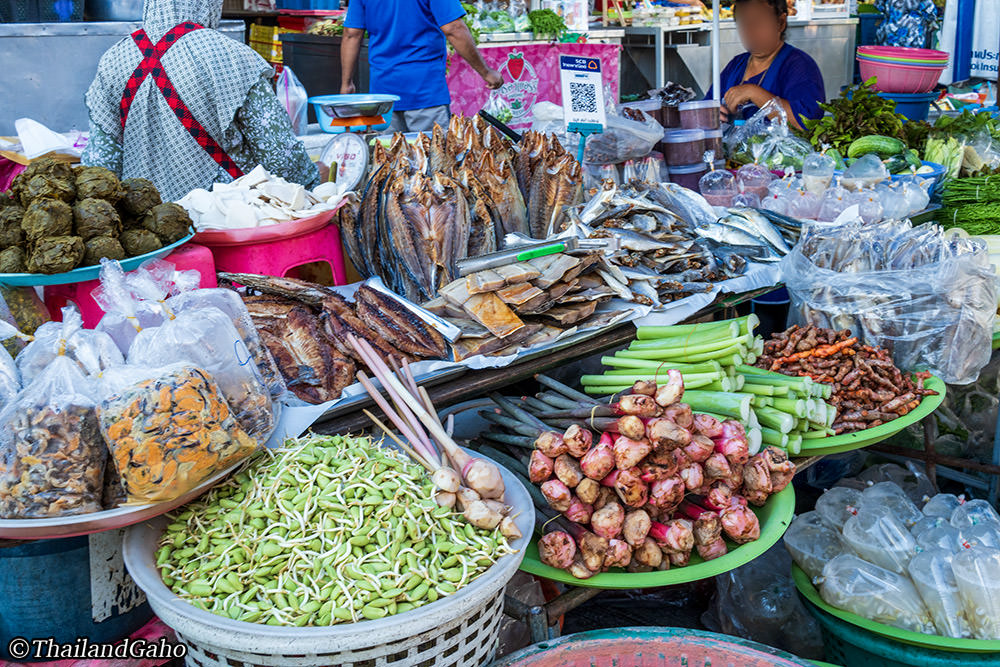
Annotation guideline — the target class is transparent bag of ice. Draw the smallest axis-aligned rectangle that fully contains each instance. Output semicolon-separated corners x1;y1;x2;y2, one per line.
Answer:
788;190;820;220
842;505;918;573
908;549;972;638
860;481;924;527
802;152;835;195
784;511;849;579
816;486;861;529
951;499;1000;530
952;547;1000;639
916;524;962;553
818;554;934;633
17;306;123;385
911;515;948;537
92;259;166;356
961;523;1000;549
842;154;889;189
923;493;965;519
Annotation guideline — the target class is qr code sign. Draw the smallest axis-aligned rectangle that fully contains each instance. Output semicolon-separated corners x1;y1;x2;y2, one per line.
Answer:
570;82;598;114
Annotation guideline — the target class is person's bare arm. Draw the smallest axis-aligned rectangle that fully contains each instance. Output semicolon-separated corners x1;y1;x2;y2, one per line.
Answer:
440;18;502;88
340;27;364;94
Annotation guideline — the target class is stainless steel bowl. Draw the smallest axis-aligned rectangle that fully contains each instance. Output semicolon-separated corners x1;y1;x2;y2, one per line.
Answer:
313;94;400;119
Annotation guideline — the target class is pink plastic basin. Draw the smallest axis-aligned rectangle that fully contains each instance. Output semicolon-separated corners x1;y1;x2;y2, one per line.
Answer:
857;45;949;60
857;55;946;69
858;58;944;93
858;52;948;65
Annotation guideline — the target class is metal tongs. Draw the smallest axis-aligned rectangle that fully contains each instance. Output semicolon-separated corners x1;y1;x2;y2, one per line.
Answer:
457;238;618;276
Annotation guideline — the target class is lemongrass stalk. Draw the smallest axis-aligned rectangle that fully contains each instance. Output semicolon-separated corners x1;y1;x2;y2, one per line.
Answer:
602;357;723;373
628;333;753;354
363;409;435;471
754;406;795;433
682;391;752;421
355;371;436;464
636;320;739;340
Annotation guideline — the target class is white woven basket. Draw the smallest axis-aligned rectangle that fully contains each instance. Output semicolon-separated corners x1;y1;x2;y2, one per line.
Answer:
123;455;533;667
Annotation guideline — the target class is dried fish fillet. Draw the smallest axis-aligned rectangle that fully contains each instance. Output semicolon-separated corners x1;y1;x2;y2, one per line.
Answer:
463;292;524;338
466;270;505;294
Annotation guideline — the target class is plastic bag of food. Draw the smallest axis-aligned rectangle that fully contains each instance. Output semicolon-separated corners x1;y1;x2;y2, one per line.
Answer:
725;99;789;165
0;286;49;356
0;319;22;409
815;486;861;529
916;523;962;552
842;505;917;573
911;515;948;537
530;101;664;165
782;220;997;384
951;499;1000;530
276;66;309;136
763;135;813;172
859;481;924;528
164;271;287;405
908;549;972;638
0;355;105;518
952;547;1000;639
127;303;275;444
962;523;1000;549
818;554;934;633
784;511;849;579
923;493;965;519
17;306;124;385
98;363;258;504
92;259;166;355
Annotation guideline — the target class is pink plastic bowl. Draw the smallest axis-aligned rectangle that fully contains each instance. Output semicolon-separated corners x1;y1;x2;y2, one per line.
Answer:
857;45;950;60
858;58;944;93
857;55;947;69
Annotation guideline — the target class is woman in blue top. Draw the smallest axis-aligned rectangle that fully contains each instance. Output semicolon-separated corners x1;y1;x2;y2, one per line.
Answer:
714;0;825;130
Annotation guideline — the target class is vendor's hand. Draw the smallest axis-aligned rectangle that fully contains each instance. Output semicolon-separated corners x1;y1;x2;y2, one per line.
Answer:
723;84;767;113
340;80;356;95
483;68;503;90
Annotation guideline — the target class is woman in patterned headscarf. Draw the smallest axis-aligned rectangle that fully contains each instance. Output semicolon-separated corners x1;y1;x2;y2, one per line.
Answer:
83;0;319;202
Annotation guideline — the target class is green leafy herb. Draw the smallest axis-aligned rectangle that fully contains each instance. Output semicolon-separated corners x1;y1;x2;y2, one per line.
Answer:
797;79;908;154
527;9;567;36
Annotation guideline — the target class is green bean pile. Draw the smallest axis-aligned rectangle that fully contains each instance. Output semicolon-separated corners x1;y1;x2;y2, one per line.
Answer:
156;434;514;627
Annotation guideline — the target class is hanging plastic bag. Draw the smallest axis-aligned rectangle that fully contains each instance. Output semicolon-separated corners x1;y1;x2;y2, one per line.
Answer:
92;258;166;356
0;355;105;518
17;306;124;385
98;363;258;504
276;66;309;136
127;302;276;444
483;89;514;126
530;101;664;164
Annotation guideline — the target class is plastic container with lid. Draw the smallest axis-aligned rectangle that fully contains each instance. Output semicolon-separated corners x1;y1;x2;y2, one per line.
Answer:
663;104;681;128
662;129;705;166
679;100;720;130
668;163;709;191
703;128;724;157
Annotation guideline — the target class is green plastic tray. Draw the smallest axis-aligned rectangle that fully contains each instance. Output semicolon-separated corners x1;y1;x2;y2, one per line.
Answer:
792;563;1000;654
518;484;794;589
798;376;946;456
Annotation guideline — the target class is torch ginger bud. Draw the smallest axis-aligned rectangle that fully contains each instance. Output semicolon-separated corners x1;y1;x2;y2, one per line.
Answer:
654;370;684;407
529;450;555;484
541;479;572;512
613;436;653;470
534;430;568;458
554;453;584;488
563;424;593;458
538;531;576;569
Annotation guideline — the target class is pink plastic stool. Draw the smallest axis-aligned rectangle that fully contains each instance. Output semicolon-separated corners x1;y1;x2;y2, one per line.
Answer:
43;243;218;328
201;222;348;285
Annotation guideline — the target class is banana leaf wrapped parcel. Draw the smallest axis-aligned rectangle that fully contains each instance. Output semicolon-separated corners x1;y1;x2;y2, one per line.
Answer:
74;166;123;203
73;198;122;240
23;199;73;243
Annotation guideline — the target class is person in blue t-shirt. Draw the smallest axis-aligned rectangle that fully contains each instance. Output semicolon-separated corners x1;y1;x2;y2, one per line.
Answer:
707;0;825;130
341;0;502;133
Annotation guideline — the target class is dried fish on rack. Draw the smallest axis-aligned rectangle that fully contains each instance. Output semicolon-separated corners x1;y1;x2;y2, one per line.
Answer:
346;117;583;302
219;274;448;404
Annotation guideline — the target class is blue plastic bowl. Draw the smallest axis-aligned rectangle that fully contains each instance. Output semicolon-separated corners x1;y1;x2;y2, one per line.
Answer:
877;91;938;121
309;94;399;134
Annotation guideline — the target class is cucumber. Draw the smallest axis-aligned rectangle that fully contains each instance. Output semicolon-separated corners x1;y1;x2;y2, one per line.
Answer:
827;148;847;170
883;153;909;174
847;135;907;159
904;149;922;170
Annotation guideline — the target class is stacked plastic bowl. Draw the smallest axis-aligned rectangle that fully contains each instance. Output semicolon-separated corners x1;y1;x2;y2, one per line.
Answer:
857;46;948;94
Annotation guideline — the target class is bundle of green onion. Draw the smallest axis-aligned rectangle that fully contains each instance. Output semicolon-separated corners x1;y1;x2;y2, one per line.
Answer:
580;315;837;455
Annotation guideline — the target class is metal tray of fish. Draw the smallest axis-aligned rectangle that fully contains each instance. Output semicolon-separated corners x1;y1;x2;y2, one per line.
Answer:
0;462;243;540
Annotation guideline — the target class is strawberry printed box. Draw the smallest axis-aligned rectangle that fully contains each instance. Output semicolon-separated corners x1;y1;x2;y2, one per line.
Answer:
447;43;620;131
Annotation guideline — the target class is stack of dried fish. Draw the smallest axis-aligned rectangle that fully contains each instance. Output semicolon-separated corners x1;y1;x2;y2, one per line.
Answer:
220;274;448;404
423;252;632;360
340;117;583;303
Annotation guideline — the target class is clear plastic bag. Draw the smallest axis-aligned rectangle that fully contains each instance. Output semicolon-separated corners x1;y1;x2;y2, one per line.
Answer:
923;493;965;519
802;152;835;195
860;481;924;528
17;306;124;385
842;505;918;573
916;523;962;553
911;515;948;537
818;554;935;633
98;363;258;504
815;486;861;529
0;319;21;410
952;547;1000;639
92;258;166;356
784;511;849;579
951;499;1000;530
725;99;789;166
962;523;1000;549
0;355;105;518
530;101;664;165
484;89;513;126
908;549;972;638
276;66;309;136
127;305;276;444
782;221;997;384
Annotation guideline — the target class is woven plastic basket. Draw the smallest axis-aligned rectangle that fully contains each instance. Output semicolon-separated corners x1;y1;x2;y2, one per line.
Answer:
122;455;533;667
